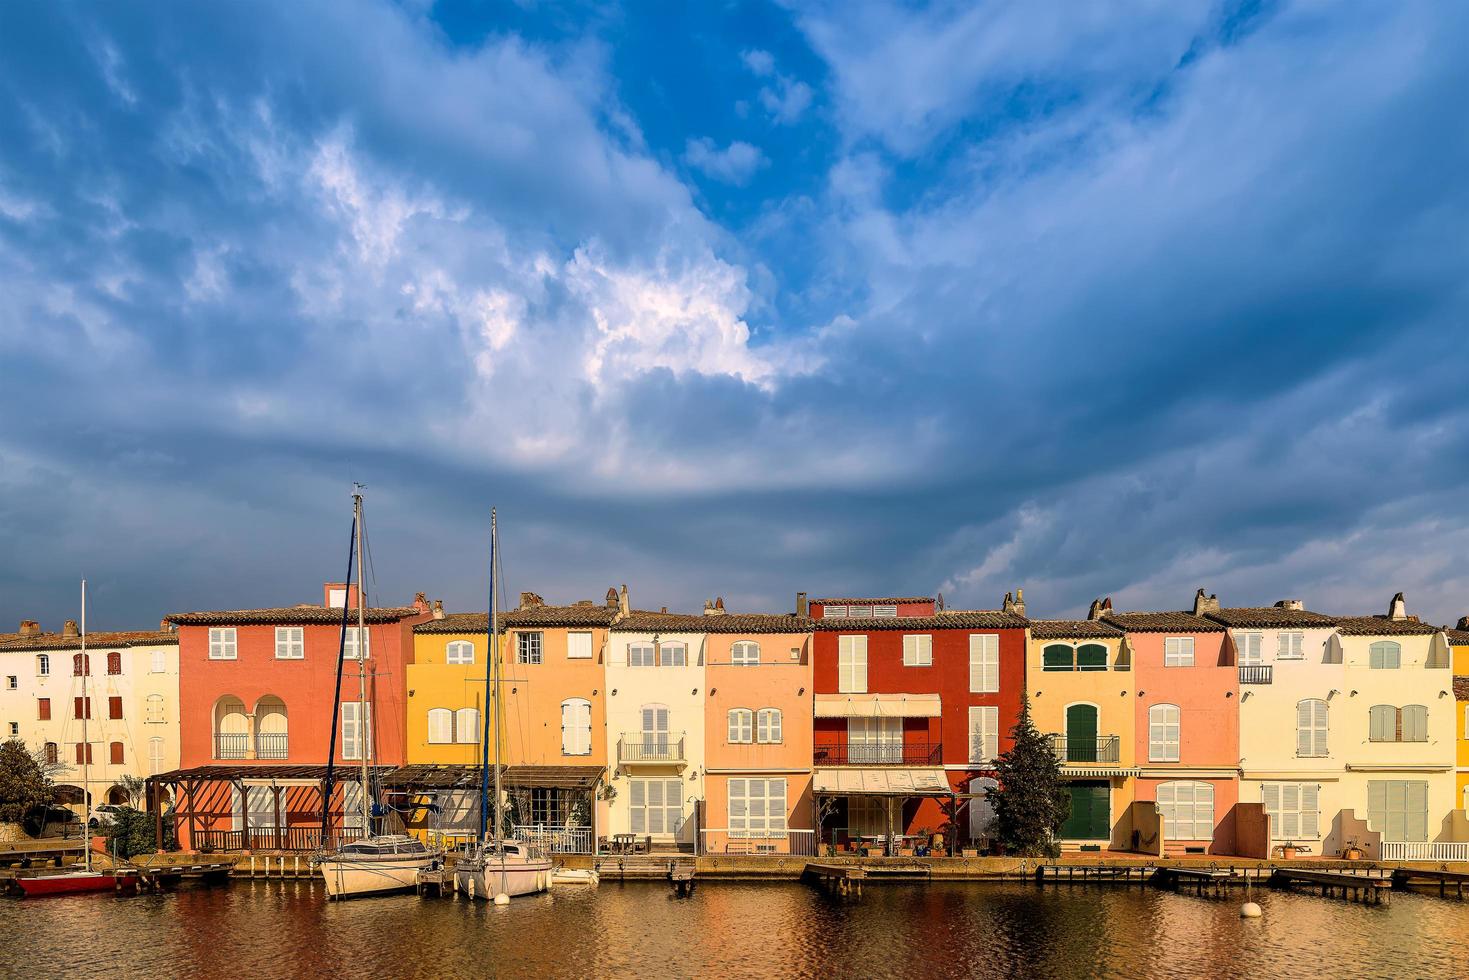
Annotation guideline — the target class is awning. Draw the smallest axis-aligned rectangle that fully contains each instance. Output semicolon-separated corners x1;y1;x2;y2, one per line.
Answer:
813;768;950;796
814;693;942;718
380;764;606;791
1060;767;1140;779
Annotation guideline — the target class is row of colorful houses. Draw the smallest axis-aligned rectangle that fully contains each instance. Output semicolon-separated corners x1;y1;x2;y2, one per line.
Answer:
4;582;1469;862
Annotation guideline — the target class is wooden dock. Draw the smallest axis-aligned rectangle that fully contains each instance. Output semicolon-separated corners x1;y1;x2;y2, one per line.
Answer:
1037;864;1157;885
1390;867;1469;899
803;862;866;898
1156;866;1236;897
416;866;454;897
1270;868;1391;905
0;843;82;870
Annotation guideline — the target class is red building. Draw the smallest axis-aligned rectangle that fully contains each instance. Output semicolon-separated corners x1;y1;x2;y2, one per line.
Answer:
808;592;1028;852
154;584;432;851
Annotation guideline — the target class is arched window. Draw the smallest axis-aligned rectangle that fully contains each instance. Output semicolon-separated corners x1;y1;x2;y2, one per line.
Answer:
146;694;165;724
455;707;480;744
1157;780;1214;840
427;708;453;744
43;742;58;765
72;653;89;676
659;642;687;667
445;641;474;665
560;699;591;756
732;641;760;665
1296;699;1328;757
756;708;782;744
255;696;288;759
36;654;49;676
1368;704;1397;742
1401;704;1428;742
1369;641;1401;669
728;708;753;744
1064;703;1101;762
106;651;122;676
212;696;248;759
1149;704;1180;762
1042;644;1073;671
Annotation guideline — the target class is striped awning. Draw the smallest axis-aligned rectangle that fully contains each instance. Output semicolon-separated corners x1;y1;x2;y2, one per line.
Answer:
1060;768;1140;779
813;768;950;796
814;693;942;718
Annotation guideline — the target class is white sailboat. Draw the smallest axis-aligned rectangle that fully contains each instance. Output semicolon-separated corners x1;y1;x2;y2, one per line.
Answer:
316;488;441;899
455;508;552;902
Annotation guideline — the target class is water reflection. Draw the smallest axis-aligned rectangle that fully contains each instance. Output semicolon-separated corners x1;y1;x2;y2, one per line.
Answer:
1;878;1463;978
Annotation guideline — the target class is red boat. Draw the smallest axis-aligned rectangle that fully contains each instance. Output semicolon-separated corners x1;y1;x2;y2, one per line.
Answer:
14;869;138;897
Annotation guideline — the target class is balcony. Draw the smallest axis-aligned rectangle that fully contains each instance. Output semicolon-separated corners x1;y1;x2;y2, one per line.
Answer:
813;741;942;766
213;732;249;760
1238;665;1273;685
1050;734;1121;764
618;733;687;766
255;733;289;760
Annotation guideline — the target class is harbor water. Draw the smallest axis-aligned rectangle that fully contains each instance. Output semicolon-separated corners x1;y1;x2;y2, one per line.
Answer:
1;878;1463;978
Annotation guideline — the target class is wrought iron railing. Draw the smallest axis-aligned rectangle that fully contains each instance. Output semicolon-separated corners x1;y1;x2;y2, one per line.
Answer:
812;741;942;766
512;824;593;854
255;733;289;760
1049;734;1121;764
1238;665;1273;685
213;733;248;760
618;733;686;764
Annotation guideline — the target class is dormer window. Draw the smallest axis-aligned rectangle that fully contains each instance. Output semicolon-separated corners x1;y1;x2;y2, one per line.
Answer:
825;605;849;617
848;605;872;618
874;605;897;618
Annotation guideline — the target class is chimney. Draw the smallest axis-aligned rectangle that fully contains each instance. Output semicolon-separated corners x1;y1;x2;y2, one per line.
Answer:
432;599;445;620
1193;589;1220;616
660;606;668;615
1003;589;1028;617
1388;592;1408;621
413;592;430;613
606;587;619;609
62;620;79;639
796;592;809;617
619;584;630;617
159;618;172;632
19;620;41;636
1087;599;1104;620
1459;616;1469;631
519;592;544;609
1274;599;1304;612
325;583;358;609
1102;597;1113;614
705;597;727;616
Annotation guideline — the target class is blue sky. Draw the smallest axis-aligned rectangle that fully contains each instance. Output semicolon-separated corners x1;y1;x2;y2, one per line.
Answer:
2;1;1468;630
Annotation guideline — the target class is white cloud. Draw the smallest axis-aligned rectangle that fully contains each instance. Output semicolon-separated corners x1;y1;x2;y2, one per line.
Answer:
741;49;775;77
684;137;768;185
739;48;813;125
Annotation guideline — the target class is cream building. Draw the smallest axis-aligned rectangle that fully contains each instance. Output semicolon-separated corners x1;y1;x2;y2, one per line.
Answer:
604;607;708;850
0;621;181;817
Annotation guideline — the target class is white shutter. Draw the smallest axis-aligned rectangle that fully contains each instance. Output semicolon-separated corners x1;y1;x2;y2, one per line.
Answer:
1280;784;1300;838
148;737;164;774
728;710;742;743
729;779;748;834
1261;783;1280;838
567;632;593;659
770;779;787;833
562;701;576;754
578;701;592;755
1406;781;1428;842
1312;701;1329;757
969;634;998;693
1301;784;1319;838
839;636;868;693
1295;701;1312;757
630;780;646;834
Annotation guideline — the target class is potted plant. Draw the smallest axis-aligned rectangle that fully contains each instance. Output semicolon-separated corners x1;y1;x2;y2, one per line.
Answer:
1280;841;1299;860
1341;838;1364;861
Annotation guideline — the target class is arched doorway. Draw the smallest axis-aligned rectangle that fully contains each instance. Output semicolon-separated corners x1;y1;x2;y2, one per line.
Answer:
106;785;129;805
213;696;248;759
255;695;289;759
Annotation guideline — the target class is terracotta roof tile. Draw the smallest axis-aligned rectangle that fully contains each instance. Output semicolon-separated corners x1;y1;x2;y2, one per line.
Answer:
416;604;619;633
1028;620;1125;640
1103;611;1225;633
612;612;813;634
816;611;1026;631
812;597;931;606
0;629;178;653
1204;606;1337;628
1332;616;1441;637
166;606;422;626
1454;677;1469;701
1442;629;1469;646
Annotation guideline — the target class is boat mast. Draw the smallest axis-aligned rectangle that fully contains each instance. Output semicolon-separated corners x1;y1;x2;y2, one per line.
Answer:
80;579;90;874
353;489;370;836
479;509;503;847
492;510;504;855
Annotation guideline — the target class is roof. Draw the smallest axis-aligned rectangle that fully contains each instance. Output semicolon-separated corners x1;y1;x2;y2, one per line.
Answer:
416;604;619;634
812;597;931;606
815;611;1027;632
1446;629;1469;647
1454;677;1469;701
0;629;178;653
1332;616;1442;637
611;612;813;634
149;764;394;782
379;764;604;791
166;606;422;626
1204;606;1337;628
1102;611;1224;633
1029;620;1125;640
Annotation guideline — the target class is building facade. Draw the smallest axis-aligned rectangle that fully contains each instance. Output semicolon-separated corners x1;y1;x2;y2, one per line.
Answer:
1450;618;1469;814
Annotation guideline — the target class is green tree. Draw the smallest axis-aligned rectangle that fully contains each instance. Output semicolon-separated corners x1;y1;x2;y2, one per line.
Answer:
0;738;56;826
990;695;1069;857
106;806;175;859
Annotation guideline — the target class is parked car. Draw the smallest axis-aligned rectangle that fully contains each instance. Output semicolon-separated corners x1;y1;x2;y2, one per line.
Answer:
89;804;127;829
23;805;80;838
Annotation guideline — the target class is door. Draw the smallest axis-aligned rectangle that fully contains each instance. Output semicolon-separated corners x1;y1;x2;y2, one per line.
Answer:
1061;782;1111;840
848;717;902;763
969;777;998;843
641;704;670;754
1065;704;1099;762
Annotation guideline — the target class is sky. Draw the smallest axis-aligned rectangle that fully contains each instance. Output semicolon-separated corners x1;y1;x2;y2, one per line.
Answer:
2;0;1468;631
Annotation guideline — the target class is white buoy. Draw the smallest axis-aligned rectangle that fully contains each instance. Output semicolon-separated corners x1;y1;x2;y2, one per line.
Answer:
494;892;511;905
1240;901;1262;918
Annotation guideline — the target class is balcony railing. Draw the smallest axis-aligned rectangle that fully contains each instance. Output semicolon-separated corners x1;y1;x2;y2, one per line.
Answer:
255;733;289;760
1049;734;1121;764
813;741;942;766
512;824;593;854
213;733;249;760
618;733;687;764
1381;841;1469;862
1238;665;1273;685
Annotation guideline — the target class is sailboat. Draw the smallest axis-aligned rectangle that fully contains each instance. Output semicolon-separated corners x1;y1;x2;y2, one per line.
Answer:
454;509;552;901
16;581;139;897
315;488;441;899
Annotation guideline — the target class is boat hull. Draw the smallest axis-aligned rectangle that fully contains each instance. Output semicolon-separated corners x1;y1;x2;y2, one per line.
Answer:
15;871;137;896
455;856;553;899
318;853;438;899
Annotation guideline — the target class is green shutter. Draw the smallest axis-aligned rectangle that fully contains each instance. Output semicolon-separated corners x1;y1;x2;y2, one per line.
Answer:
1043;644;1073;671
1077;643;1108;671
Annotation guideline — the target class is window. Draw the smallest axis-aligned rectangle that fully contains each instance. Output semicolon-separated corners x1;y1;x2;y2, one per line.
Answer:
629;778;684;835
150;648;166;673
825;605;849;618
567;632;593;660
1149;704;1180;762
628;643;655;667
74;742;92;764
108;696;123;720
1370;705;1428;742
149;738;164;774
275;627;304;659
729;778;788;837
146;695;165;724
37;698;50;721
1277;632;1304;660
517;632;543;665
37;654;49;676
1368;780;1428;842
757;708;783;744
640;704;671;750
659;642;687;667
970;634;999;693
1077;643;1108;671
44;742;58;765
1296;699;1328;757
847;717;902;763
968;705;999;764
873;605;898;618
1236;632;1263;666
1042;644;1073;671
838;635;868;693
6;723;15;737
1369;641;1401;669
1263;783;1319;839
208;629;237;660
5;675;15;689
732;641;760;665
73;696;91;719
903;634;932;667
106;651;122;675
455;707;479;744
445;641;474;665
1402;704;1428;742
846;797;887;836
529;787;570;826
560;699;592;756
728;708;754;744
342;627;370;661
1164;637;1194;667
72;653;90;675
427;708;453;744
109;742;124;765
848;605;872;618
1157;781;1214;840
341;701;372;760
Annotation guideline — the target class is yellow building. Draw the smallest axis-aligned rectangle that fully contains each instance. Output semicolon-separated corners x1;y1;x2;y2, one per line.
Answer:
1027;606;1136;849
1450;618;1469;813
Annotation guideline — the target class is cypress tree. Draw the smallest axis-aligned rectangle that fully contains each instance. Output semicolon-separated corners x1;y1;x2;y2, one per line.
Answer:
991;694;1069;857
